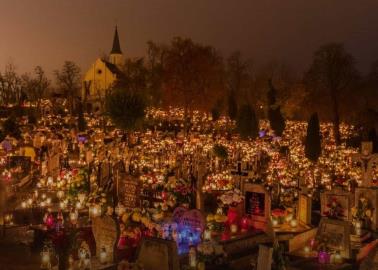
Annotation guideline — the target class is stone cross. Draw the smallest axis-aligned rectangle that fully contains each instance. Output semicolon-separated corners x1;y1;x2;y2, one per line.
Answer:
352;142;378;187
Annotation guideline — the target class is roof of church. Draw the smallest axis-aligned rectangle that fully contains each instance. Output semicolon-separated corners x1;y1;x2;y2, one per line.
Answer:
102;60;124;77
110;26;122;54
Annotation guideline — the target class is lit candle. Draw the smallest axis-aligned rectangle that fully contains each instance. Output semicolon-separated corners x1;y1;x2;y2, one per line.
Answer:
203;229;211;241
290;219;298;228
230;223;238;234
355;221;362;236
99;247;107;264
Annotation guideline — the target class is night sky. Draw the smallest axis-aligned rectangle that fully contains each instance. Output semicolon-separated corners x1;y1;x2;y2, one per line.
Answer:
1;0;378;76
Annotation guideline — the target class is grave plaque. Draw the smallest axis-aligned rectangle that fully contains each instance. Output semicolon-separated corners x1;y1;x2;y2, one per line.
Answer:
179;209;205;231
92;216;118;263
244;183;270;229
137;238;180;270
120;175;140;209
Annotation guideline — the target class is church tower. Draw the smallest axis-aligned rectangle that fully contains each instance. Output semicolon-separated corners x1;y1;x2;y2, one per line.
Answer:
109;26;124;67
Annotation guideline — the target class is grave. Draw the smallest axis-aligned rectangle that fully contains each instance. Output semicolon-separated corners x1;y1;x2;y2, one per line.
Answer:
92;215;119;263
243;183;271;230
136;238;180;270
320;187;354;221
352;141;378;187
316;217;351;259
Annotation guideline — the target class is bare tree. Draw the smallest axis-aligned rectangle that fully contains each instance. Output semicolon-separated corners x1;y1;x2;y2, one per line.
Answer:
54;61;81;114
162;37;224;133
0;63;22;105
305;43;359;145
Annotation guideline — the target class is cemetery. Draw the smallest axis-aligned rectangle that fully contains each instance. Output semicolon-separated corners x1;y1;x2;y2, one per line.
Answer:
0;106;377;270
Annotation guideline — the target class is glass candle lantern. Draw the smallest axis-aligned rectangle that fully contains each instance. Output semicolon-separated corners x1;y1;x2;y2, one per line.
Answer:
40;245;51;270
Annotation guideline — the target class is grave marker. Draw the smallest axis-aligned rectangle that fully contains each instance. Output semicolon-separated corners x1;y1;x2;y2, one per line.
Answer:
92;216;118;263
244;183;271;229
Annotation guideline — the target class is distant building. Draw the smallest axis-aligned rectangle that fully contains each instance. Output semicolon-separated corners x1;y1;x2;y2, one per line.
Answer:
82;26;124;112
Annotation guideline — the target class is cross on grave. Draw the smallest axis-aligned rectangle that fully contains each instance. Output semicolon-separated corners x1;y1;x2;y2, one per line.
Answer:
231;160;249;190
352;141;378;187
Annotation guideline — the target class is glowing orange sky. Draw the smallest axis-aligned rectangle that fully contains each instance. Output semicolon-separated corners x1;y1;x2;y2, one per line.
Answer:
1;0;378;77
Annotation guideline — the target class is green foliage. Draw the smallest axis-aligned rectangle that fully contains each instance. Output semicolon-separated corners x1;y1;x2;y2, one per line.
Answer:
105;87;147;131
236;104;258;139
305;113;322;162
227;93;238;120
211;98;223;121
213;144;228;159
267;80;285;136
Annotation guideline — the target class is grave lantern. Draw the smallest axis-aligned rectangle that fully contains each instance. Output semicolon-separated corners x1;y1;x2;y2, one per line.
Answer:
40;245;52;270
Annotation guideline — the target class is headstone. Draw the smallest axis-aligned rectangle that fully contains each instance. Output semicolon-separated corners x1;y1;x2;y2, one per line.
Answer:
355;187;378;230
136;238;180;270
320;187;354;221
119;174;140;209
47;154;60;178
256;244;273;270
297;194;312;226
243;183;271;229
316;217;351;259
352;141;378;187
92;216;118;263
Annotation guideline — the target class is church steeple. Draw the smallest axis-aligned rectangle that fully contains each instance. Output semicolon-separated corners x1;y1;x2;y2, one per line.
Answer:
109;25;124;67
111;26;122;54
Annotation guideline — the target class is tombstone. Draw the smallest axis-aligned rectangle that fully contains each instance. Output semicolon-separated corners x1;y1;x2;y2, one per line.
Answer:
136;238;180;270
316;218;351;259
47;153;60;178
92;216;119;263
243;183;271;230
297;194;312;227
320;187;354;221
355;187;378;230
352;141;378;187
118;174;140;209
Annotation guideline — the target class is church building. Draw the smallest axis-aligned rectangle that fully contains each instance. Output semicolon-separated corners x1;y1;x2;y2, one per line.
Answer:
82;26;124;111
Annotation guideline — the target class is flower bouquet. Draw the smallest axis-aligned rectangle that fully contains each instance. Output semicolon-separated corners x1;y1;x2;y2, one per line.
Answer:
351;195;374;230
323;196;345;220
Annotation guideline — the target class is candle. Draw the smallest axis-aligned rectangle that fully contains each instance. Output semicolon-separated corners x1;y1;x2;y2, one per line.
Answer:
290;219;298;228
99;247;107;264
230;223;238;234
333;251;342;264
189;246;197;268
355;221;362;236
318;251;330;264
203;229;211;241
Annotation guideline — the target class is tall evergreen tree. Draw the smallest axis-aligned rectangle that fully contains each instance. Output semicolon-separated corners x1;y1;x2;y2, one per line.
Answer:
267;79;285;136
228;92;238;120
305;113;322;162
236;104;258;139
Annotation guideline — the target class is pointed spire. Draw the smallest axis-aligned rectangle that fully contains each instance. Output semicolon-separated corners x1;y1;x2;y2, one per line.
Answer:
110;26;122;54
